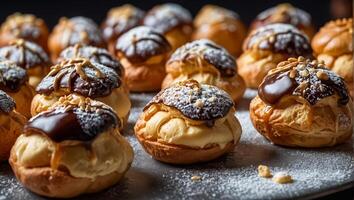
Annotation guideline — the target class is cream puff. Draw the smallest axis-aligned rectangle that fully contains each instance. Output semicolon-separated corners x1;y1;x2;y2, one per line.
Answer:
0;13;49;50
0;90;27;160
237;23;312;88
162;39;245;103
311;18;353;97
143;3;193;51
250;3;315;38
31;58;131;129
48;16;105;60
114;26;171;92
250;57;353;147
0;39;51;87
135;80;242;164
0;60;34;118
10;94;133;198
101;4;145;54
193;5;247;57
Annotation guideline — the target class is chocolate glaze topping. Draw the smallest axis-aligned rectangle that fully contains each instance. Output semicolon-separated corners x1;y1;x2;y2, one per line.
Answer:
36;58;120;98
146;80;234;125
0;60;27;92
25;95;119;142
55;16;104;47
1;13;48;43
259;57;350;105
102;4;145;42
58;44;123;76
244;23;312;57
143;3;192;34
168;39;237;77
0;90;15;113
252;3;312;28
0;39;50;69
116;26;171;63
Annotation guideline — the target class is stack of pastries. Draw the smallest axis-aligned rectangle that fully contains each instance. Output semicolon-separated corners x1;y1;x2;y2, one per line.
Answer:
0;2;351;198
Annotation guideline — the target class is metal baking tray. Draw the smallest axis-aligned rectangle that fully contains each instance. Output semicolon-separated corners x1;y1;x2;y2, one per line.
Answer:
1;90;353;199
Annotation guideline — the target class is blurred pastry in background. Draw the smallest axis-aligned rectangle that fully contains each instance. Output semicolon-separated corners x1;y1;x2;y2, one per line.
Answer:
237;23;312;88
193;5;247;57
135;80;242;164
311;18;353;97
115;26;171;92
48;16;105;60
250;3;315;38
32;58;130;129
0;60;34;118
0;39;51;88
0;13;49;51
10;95;133;198
0;90;26;160
101;4;145;54
250;57;353;147
330;0;353;19
162;39;245;103
143;3;193;51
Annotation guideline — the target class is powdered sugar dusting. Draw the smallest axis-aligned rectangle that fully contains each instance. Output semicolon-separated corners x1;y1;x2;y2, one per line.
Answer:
1;90;353;199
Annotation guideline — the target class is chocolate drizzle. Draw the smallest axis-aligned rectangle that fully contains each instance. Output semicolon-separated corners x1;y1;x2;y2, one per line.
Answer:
143;3;192;34
0;90;15;113
24;97;119;142
0;39;50;69
244;23;312;57
146;80;234;125
36;58;120;98
54;16;104;48
58;44;124;76
259;57;350;105
168;39;237;77
116;26;171;63
102;4;145;42
0;60;27;92
251;3;312;29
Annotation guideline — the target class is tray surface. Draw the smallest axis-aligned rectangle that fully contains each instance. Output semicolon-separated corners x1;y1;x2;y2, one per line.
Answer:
0;90;353;200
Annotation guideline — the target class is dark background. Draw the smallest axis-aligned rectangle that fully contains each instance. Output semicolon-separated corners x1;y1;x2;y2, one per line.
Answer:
0;0;353;199
0;0;346;30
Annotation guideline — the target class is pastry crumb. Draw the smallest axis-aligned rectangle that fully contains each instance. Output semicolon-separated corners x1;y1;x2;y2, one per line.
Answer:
272;172;293;184
194;99;204;108
191;175;202;181
258;165;272;178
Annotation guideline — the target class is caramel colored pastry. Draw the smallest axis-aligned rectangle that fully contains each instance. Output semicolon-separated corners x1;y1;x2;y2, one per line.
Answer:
101;4;145;54
135;80;242;164
0;39;51;87
0;60;34;118
48;17;105;60
162;39;245;103
31;58;131;129
143;3;193;51
0;90;27;160
250;57;353;148
115;26;171;92
10;95;133;198
0;13;49;50
237;24;312;88
193;5;247;57
57;44;124;76
250;3;315;38
311;18;353;97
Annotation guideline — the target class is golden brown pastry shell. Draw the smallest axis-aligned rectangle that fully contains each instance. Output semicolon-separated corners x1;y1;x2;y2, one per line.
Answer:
0;110;26;160
118;53;167;92
250;95;353;148
237;50;288;88
136;133;235;165
9;159;128;198
164;26;192;52
7;83;35;118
